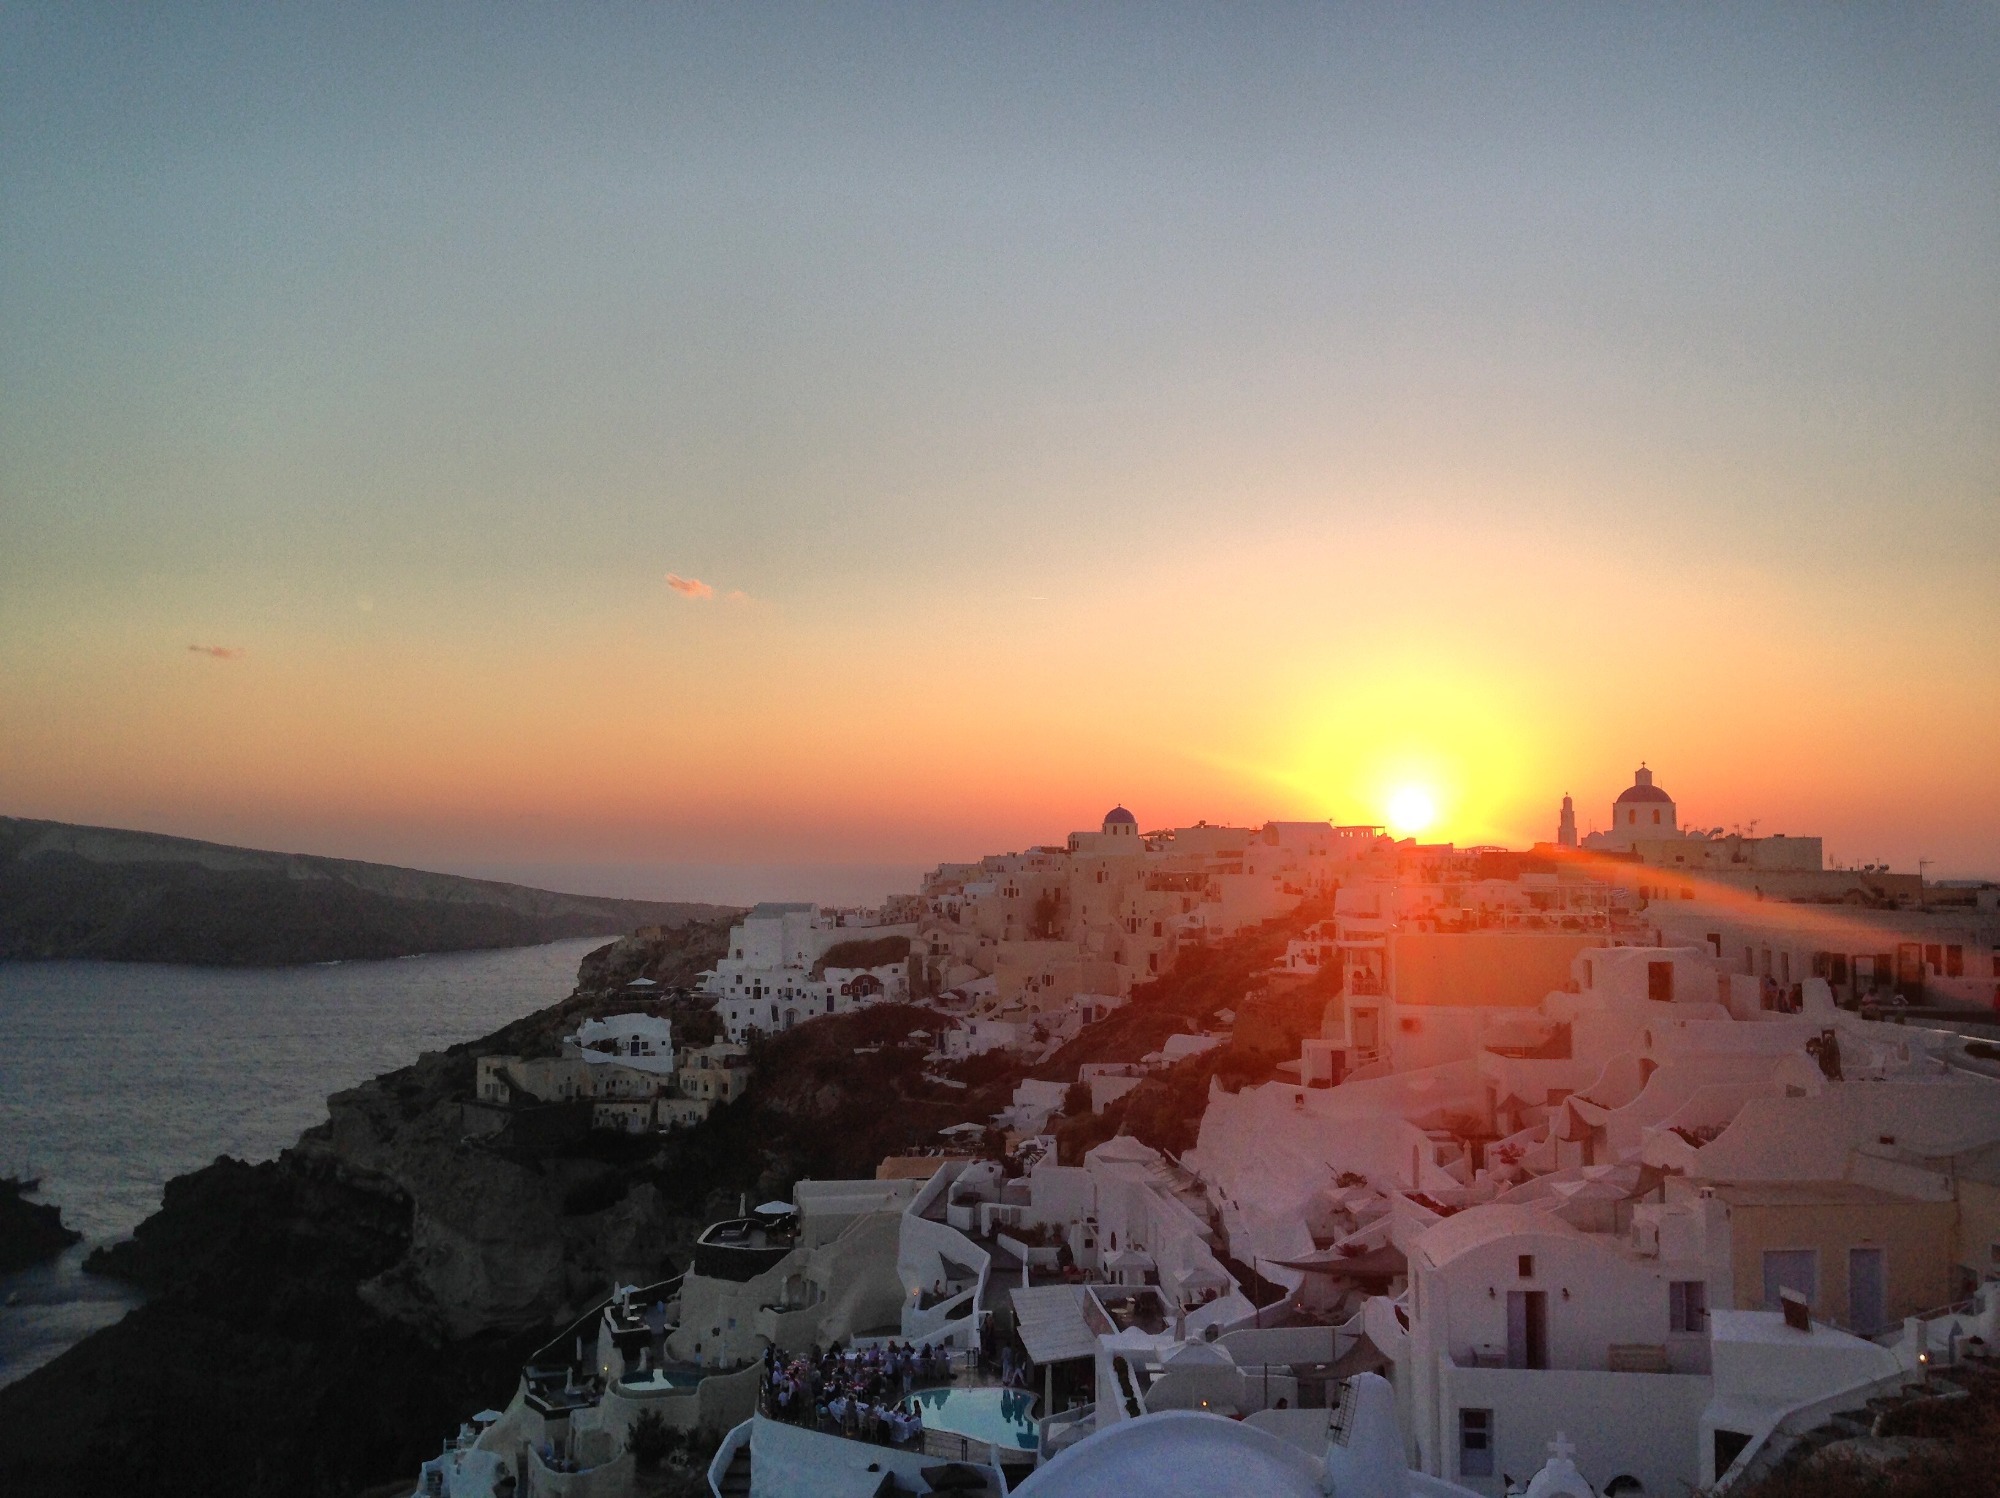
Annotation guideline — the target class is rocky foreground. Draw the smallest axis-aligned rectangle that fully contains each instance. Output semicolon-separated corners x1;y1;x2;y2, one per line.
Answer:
0;910;1326;1497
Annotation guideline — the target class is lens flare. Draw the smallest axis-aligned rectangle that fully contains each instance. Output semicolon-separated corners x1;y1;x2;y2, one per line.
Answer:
1386;786;1437;837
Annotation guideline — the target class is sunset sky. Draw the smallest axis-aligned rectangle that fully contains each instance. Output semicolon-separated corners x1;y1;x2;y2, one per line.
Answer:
3;6;1996;904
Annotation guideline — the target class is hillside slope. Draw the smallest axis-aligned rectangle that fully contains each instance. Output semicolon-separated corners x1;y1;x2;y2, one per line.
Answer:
0;909;1323;1496
0;817;738;965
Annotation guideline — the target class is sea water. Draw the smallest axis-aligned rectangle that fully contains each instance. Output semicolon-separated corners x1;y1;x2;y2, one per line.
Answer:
0;936;603;1387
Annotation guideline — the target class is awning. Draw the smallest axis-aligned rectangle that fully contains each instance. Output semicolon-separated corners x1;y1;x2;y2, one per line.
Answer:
1173;1262;1231;1290
1009;1285;1100;1365
1268;1245;1407;1278
1327;1332;1391;1379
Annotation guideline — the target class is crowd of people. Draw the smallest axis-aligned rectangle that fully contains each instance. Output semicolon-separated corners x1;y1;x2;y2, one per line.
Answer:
759;1340;954;1447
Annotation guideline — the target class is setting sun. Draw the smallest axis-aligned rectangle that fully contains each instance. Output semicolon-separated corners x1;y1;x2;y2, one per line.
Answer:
1386;785;1438;838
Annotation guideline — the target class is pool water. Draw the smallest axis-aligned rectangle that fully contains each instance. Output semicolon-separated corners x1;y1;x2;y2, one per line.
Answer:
618;1367;706;1391
913;1386;1038;1450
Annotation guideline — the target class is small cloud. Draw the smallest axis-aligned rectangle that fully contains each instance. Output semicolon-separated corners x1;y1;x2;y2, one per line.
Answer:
188;644;244;660
665;573;715;600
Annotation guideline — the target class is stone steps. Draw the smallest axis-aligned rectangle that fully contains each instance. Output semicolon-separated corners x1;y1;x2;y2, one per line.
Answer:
718;1448;752;1498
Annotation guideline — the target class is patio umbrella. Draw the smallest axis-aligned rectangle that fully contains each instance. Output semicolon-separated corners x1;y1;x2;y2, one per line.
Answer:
754;1201;797;1216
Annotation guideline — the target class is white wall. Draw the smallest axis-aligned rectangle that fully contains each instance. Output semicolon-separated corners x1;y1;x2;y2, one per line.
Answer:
1436;1363;1711;1496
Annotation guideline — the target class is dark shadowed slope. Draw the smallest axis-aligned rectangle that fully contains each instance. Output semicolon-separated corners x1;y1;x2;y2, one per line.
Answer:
0;817;739;965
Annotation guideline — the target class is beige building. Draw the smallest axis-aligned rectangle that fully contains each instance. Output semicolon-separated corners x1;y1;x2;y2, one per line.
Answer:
475;1054;590;1105
1710;1181;1956;1334
593;1098;656;1134
1956;1154;2000;1298
678;1042;751;1105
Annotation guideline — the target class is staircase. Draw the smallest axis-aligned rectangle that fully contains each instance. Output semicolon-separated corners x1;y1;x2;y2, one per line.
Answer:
717;1444;752;1498
1726;1365;1982;1492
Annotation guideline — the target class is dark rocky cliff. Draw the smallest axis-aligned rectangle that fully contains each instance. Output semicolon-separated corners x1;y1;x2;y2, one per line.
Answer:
0;817;738;964
0;919;734;1498
0;1177;82;1274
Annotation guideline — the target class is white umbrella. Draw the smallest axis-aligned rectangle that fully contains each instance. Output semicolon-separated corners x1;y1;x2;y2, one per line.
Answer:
472;1409;504;1424
754;1201;797;1216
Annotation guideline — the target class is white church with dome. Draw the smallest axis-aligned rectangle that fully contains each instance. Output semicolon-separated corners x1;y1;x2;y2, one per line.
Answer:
1580;765;1681;851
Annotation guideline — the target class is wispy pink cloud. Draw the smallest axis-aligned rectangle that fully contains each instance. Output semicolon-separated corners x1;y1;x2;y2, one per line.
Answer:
665;573;715;600
187;644;244;660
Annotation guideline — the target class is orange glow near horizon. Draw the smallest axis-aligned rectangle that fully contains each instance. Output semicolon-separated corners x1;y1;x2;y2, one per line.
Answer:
3;516;1998;899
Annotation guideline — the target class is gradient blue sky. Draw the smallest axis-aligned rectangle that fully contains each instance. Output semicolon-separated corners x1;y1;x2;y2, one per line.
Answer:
3;5;1996;903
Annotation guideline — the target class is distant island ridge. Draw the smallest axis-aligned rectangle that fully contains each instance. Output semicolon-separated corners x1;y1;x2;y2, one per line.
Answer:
0;816;742;966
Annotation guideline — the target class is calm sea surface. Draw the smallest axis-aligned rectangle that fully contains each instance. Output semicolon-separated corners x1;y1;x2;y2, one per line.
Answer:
0;937;603;1388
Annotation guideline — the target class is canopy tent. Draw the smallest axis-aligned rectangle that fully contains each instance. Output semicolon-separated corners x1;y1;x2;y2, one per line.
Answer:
1170;1262;1233;1294
1327;1332;1392;1379
1009;1284;1101;1366
1268;1244;1407;1279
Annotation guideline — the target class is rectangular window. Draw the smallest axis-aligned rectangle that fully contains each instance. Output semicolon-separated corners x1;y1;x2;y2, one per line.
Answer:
1762;1249;1818;1311
1670;1279;1708;1334
1458;1409;1494;1478
1945;945;1963;978
1648;960;1675;1003
1518;1254;1535;1278
1925;943;1943;972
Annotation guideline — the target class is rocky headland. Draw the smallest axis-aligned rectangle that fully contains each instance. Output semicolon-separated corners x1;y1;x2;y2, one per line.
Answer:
0;817;738;965
0;1177;82;1275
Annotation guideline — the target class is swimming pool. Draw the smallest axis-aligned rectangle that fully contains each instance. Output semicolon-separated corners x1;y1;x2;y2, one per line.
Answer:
912;1386;1039;1451
617;1367;706;1392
